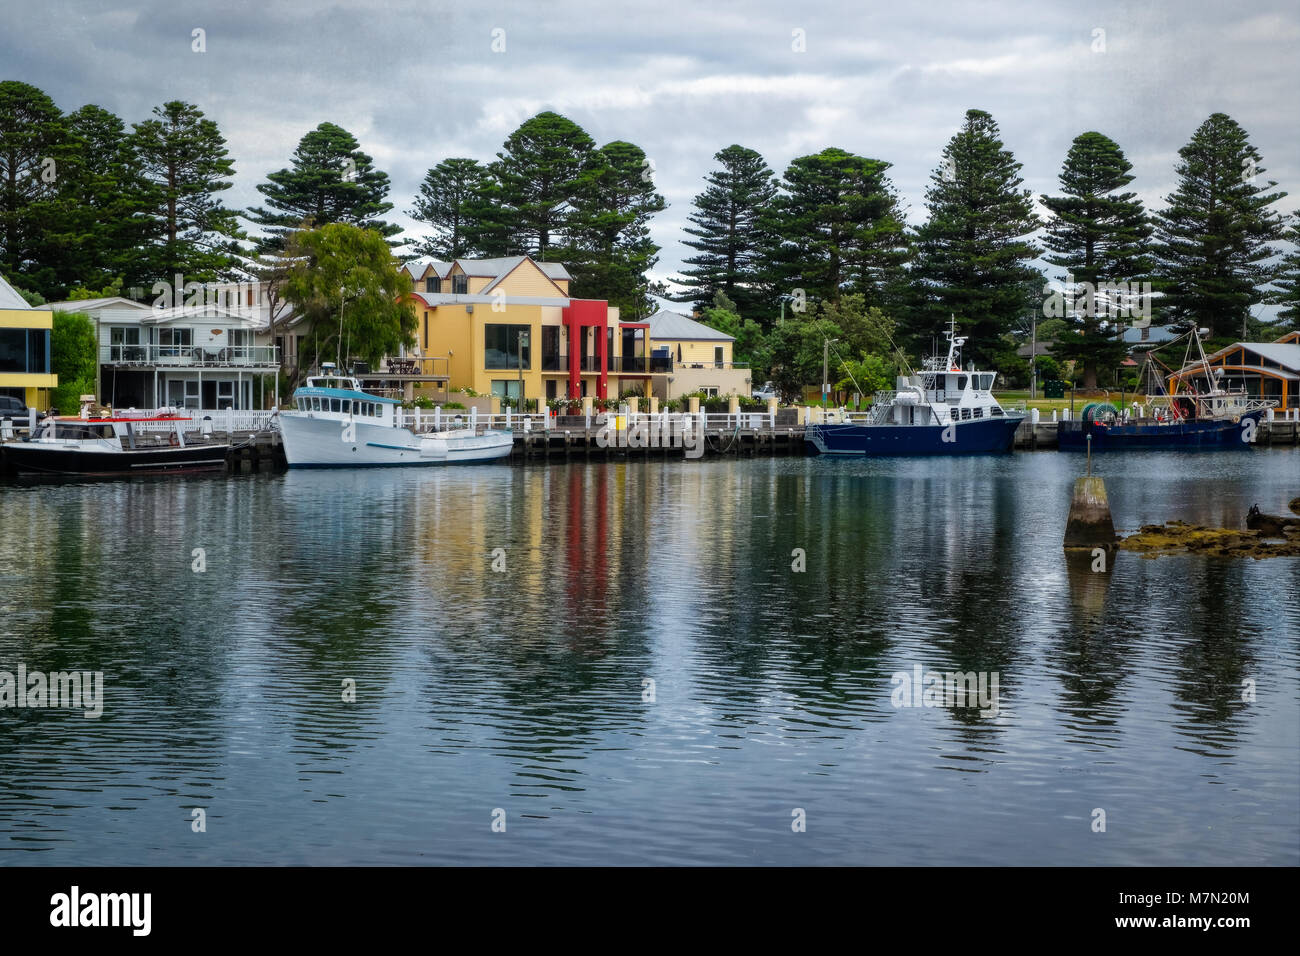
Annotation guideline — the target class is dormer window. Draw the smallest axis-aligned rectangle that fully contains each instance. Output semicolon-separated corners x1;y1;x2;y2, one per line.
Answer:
452;275;468;295
425;277;441;293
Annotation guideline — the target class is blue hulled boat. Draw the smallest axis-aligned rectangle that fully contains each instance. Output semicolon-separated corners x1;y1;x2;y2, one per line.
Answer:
1058;330;1275;452
806;325;1025;457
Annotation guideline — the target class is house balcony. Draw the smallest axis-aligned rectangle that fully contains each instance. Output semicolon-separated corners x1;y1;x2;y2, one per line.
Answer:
547;354;673;374
101;344;280;368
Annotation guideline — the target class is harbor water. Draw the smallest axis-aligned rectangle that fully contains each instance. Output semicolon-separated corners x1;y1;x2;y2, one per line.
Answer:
1;449;1297;865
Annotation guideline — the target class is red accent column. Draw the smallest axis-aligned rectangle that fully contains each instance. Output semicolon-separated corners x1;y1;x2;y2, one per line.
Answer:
597;324;607;399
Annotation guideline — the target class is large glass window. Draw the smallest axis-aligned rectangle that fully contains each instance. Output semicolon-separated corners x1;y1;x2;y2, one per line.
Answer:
0;328;49;373
484;324;531;369
425;277;441;293
491;380;522;400
451;274;468;294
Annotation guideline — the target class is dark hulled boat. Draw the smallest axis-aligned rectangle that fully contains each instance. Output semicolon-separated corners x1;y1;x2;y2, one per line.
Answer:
2;415;230;477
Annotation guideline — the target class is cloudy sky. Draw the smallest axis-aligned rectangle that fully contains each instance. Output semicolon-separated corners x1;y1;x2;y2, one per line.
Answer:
5;0;1298;304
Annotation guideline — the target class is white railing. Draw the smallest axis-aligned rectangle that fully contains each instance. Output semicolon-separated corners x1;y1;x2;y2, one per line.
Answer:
124;409;278;433
392;408;792;434
101;344;279;366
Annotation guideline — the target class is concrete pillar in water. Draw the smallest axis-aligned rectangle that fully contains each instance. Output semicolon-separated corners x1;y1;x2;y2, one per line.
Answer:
1064;476;1118;548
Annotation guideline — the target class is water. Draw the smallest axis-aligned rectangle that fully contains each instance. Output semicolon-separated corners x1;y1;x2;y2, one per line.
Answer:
1;449;1297;865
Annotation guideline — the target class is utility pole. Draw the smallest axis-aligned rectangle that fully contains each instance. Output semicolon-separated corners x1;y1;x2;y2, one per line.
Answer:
823;337;830;409
1030;311;1037;401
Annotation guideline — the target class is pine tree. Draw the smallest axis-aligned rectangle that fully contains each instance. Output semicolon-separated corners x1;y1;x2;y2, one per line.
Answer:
769;147;908;310
53;104;154;295
677;145;779;321
490;111;595;259
1153;112;1287;341
0;81;73;297
409;157;498;260
1041;131;1153;388
1274;214;1300;331
130;100;244;283
248;122;398;252
567;140;665;317
908;109;1041;368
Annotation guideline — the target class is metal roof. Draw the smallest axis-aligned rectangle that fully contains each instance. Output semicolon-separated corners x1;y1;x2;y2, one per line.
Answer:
43;296;152;313
644;310;734;342
0;273;33;310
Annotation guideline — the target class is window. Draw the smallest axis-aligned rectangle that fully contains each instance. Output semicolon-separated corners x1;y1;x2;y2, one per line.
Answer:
425;277;441;293
702;386;719;397
0;328;49;374
330;399;341;412
423;312;429;350
960;408;971;420
714;346;724;368
484;324;531;369
973;407;982;419
158;327;192;356
451;274;468;294
491;380;522;400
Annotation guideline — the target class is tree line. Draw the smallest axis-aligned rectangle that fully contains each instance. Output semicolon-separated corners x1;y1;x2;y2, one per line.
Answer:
2;77;1297;394
678;110;1297;392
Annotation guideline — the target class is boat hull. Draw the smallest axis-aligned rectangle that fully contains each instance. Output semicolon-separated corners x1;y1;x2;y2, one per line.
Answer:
1;442;230;476
279;413;513;467
806;415;1024;456
1057;410;1266;451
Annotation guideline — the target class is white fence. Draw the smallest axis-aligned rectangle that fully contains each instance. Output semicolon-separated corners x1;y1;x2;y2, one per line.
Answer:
394;407;788;434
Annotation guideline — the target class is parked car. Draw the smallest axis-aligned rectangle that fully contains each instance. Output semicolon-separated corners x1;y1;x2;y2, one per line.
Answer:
0;395;46;426
752;381;778;401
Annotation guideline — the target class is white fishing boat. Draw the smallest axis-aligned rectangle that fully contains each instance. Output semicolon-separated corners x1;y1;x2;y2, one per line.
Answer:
278;365;513;468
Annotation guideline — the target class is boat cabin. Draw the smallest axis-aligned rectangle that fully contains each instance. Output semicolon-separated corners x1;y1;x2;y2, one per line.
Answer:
291;372;401;426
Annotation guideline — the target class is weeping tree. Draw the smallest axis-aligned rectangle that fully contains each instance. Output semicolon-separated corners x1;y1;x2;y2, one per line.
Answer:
281;223;415;376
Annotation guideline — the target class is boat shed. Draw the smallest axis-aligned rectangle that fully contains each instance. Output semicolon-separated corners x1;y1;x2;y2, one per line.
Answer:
1169;332;1300;411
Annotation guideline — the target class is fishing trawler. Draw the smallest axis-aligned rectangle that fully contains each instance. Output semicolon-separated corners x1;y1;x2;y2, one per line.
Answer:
806;324;1025;456
2;412;230;476
278;364;513;467
1058;329;1274;451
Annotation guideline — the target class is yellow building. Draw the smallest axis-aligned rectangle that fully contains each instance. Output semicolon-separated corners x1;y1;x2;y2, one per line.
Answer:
643;310;751;400
399;256;663;404
0;273;57;410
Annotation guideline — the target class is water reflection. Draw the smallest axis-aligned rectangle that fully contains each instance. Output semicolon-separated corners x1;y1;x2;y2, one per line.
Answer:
0;451;1296;864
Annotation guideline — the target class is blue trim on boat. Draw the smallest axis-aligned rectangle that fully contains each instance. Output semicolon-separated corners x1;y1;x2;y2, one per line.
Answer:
365;441;418;451
293;386;401;404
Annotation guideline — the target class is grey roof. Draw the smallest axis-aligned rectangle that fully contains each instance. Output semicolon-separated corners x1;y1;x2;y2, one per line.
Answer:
644;310;734;342
1203;342;1300;371
44;296;151;313
0;273;33;310
1120;324;1177;344
403;259;452;280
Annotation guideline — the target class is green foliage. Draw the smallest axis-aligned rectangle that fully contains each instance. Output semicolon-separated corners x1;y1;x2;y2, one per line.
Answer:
1269;213;1300;331
441;401;466;410
566;139;665;317
1041;131;1153;387
50;310;97;413
1154;113;1287;338
67;276;123;300
768;147;909;310
0;81;74;297
835;353;894;396
281;223;416;370
908;109;1042;368
491;111;596;259
249;122;399;252
677;144;779;321
129;100;244;283
409;158;497;259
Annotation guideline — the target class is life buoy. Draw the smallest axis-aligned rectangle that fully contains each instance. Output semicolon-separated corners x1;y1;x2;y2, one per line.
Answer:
168;432;180;447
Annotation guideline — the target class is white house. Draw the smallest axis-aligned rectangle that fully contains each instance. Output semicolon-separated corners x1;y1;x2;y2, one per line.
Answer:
46;281;297;414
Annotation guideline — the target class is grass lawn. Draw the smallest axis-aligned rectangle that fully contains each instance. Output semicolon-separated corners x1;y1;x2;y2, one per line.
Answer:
995;390;1159;414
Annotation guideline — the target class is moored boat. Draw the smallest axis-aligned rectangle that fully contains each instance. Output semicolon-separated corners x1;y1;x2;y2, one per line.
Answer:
1058;329;1275;451
2;413;230;477
278;366;513;468
806;324;1025;456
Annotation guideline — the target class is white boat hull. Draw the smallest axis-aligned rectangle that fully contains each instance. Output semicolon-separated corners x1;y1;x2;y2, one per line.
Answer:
279;413;513;467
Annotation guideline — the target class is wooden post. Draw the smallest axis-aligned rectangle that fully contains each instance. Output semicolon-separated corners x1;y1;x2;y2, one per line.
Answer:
1064;476;1118;549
